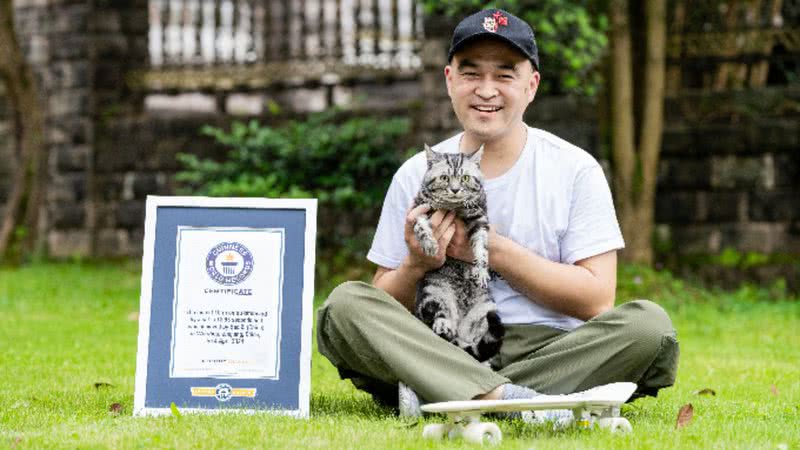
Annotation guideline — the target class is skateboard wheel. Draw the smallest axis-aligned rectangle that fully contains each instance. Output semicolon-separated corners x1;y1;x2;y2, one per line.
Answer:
597;417;632;433
463;422;502;445
422;424;449;440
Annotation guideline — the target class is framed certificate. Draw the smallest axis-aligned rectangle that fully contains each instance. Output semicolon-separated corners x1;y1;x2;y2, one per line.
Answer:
133;196;316;417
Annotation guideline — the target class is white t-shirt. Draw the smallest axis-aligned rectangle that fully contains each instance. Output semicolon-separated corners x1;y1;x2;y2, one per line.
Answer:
367;126;625;330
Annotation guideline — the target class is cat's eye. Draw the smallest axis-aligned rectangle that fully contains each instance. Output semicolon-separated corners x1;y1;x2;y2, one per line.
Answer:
439;175;449;182
462;175;470;182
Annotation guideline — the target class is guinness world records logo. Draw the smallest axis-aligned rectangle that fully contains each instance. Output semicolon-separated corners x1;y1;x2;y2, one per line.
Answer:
206;242;254;286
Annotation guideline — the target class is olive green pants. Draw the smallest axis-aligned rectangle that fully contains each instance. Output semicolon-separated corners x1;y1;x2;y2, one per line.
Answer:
317;281;679;406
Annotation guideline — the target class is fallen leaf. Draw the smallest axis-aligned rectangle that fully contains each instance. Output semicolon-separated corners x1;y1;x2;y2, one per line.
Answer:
127;311;139;321
694;388;716;396
771;384;779;396
108;403;123;415
10;437;22;448
170;402;182;418
94;382;114;389
675;403;694;429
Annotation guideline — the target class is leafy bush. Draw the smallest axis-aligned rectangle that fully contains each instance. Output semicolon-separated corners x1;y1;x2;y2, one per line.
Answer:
422;0;608;97
176;109;412;277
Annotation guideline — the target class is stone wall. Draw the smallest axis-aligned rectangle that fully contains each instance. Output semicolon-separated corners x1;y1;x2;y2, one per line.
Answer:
1;3;798;289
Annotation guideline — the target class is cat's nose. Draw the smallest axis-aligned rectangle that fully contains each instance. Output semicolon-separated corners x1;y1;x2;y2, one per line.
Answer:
450;188;461;194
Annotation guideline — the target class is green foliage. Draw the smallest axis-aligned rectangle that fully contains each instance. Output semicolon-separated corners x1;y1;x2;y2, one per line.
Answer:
176;110;412;265
176;111;410;210
422;0;608;96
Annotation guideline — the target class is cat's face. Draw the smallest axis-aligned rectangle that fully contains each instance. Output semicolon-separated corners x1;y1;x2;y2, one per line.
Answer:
422;144;484;209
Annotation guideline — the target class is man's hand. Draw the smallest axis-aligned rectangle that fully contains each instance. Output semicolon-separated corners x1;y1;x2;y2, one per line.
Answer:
446;219;499;263
404;204;456;272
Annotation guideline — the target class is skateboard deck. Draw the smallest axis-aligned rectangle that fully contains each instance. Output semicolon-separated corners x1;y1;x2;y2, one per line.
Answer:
419;382;637;444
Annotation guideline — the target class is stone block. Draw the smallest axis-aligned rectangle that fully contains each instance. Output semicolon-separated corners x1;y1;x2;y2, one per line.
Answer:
92;11;121;33
93;202;117;228
710;155;764;189
692;125;749;154
332;86;353;108
526;96;596;123
47;174;85;203
439;100;459;130
116;200;144;229
421;71;444;99
49;61;90;89
773;153;800;188
95;228;131;258
133;172;167;198
95;174;123;201
657;157;711;189
47;117;92;146
749;191;800;221
656;192;701;224
734;222;788;253
144;93;217;113
121;9;149;34
51;202;85;228
669;224;723;254
94;63;123;90
48;89;90;117
54;144;90;172
95;134;139;172
756;119;799;151
27;35;49;64
48;229;90;258
421;39;448;67
225;94;265;116
272;87;328;113
94;34;129;59
705;192;744;222
49;35;88;60
50;4;89;33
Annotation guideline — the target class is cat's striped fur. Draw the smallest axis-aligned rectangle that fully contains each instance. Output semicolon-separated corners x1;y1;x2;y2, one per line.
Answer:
413;144;504;362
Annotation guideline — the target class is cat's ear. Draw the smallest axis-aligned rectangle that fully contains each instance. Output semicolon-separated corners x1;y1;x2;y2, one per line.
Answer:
424;143;439;167
465;144;484;166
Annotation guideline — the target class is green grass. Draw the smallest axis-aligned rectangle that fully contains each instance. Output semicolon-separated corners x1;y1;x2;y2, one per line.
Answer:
1;262;798;449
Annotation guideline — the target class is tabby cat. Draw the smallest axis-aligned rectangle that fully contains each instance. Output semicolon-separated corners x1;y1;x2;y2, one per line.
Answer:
412;143;504;362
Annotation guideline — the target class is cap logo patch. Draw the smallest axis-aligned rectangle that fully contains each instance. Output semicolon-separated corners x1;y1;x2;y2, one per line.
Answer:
483;11;509;32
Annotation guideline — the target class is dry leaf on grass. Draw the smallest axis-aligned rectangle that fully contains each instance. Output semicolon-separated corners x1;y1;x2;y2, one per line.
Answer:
127;312;139;321
675;403;694;429
694;388;716;396
771;384;779;396
108;403;123;416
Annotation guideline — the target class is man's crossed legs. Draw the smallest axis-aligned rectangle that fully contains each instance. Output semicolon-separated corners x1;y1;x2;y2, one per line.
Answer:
316;281;679;409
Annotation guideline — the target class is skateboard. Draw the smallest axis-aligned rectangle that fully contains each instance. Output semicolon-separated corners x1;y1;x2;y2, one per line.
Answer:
418;382;637;444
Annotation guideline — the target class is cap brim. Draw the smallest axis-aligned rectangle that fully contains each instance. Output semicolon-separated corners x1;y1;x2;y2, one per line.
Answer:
448;32;538;69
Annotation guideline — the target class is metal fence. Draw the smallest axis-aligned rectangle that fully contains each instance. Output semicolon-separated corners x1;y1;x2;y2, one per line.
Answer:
148;0;423;70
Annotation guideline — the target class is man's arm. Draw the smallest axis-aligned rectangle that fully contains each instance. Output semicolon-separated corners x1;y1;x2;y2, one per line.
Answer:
489;231;617;320
372;206;457;311
447;223;617;320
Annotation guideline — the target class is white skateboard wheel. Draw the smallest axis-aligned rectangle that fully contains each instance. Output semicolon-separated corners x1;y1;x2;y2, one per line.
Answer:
463;422;502;445
422;424;449;440
597;417;632;433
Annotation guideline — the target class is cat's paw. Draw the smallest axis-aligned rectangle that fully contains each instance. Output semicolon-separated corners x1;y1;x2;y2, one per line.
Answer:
419;236;439;257
471;266;491;288
432;318;454;341
413;220;439;257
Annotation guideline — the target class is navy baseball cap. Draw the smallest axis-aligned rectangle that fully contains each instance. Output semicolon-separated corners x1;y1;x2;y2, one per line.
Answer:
448;9;539;70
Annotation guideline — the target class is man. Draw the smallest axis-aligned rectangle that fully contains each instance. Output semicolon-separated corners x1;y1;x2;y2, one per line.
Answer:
317;9;678;416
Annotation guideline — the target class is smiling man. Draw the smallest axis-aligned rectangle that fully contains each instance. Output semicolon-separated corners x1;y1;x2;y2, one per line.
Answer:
316;9;679;418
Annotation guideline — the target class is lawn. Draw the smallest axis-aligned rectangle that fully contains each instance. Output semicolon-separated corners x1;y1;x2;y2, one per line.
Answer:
1;262;798;449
